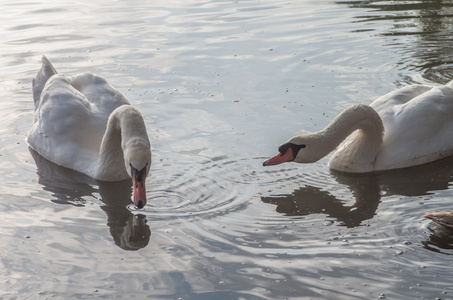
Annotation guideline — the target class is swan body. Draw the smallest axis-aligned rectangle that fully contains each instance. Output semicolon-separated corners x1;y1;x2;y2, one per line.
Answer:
27;56;151;208
264;81;453;173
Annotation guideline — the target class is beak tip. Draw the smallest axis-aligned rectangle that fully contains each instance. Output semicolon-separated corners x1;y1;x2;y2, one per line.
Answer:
136;200;145;209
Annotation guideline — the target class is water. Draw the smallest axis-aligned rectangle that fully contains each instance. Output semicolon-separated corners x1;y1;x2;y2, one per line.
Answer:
1;0;453;299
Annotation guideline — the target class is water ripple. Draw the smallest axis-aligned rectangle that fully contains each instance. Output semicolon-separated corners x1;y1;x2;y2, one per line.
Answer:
142;155;262;217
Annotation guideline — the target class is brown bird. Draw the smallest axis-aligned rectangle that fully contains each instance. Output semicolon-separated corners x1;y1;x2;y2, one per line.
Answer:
423;211;453;231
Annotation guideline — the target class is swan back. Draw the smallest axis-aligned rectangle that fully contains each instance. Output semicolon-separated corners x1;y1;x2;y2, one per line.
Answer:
373;85;453;170
70;72;130;117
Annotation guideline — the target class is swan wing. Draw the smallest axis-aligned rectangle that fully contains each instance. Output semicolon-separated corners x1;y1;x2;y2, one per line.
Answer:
69;72;130;115
32;56;57;111
370;85;432;129
28;74;107;176
374;85;453;169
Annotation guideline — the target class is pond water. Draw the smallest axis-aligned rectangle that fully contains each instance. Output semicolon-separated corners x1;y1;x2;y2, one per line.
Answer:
1;0;453;299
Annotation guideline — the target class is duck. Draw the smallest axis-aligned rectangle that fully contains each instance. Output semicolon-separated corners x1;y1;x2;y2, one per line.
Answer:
423;211;453;232
27;56;151;208
263;81;453;173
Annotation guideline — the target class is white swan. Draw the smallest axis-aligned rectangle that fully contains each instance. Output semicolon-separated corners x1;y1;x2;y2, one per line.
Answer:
27;56;151;208
263;81;453;173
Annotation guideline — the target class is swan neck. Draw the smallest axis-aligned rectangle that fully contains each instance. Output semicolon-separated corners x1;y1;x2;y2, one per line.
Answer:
323;104;382;144
97;105;150;181
326;104;384;172
97;114;124;180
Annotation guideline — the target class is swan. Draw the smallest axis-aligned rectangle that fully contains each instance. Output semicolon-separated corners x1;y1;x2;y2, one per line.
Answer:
263;81;453;173
27;56;151;208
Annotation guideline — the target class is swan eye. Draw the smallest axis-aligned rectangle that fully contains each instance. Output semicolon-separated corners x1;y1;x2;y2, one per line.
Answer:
278;143;306;158
278;144;288;154
130;163;148;185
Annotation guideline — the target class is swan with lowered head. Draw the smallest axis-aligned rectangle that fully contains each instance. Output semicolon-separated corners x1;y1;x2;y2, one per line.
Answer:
27;56;151;208
264;81;453;172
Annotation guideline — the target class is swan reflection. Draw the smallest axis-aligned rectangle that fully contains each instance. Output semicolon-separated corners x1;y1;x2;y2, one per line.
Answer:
262;155;453;228
262;172;379;227
30;148;151;251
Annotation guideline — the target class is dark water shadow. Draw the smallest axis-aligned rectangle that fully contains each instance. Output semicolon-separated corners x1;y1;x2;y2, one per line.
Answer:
337;0;453;83
262;172;380;227
262;155;453;228
29;148;151;251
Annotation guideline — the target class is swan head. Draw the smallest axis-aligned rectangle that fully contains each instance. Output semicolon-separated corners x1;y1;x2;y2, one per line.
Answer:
124;141;151;209
263;135;328;166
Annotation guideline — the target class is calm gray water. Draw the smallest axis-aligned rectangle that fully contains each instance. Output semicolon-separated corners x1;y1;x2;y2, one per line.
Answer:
1;0;453;299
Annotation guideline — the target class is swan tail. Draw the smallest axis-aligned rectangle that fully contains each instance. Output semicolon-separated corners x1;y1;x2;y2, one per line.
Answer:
32;55;57;110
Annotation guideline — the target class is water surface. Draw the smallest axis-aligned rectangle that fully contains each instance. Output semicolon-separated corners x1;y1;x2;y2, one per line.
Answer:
1;0;453;299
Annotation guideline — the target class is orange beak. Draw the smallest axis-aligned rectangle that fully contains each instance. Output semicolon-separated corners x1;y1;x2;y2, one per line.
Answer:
263;147;294;166
131;167;147;209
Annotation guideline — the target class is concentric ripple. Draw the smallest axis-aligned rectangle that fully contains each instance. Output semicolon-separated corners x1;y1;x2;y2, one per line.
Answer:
141;155;265;217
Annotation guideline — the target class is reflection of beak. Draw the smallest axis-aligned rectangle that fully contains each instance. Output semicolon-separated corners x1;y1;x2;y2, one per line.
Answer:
263;147;294;166
131;166;147;209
